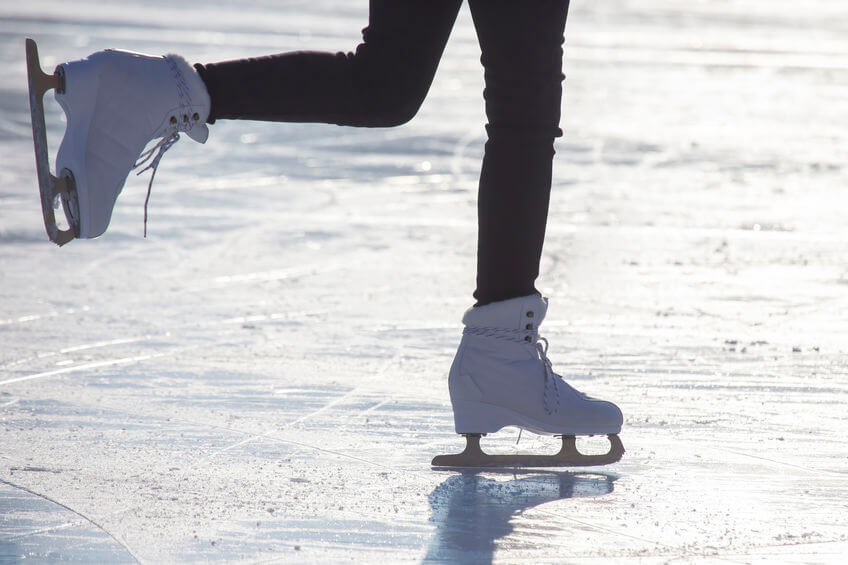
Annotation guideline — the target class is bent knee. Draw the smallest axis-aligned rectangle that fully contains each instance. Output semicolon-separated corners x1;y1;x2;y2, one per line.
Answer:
351;56;433;126
364;93;424;127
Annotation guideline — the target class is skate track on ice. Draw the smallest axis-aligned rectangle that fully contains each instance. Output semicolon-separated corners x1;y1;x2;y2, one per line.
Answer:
2;0;848;562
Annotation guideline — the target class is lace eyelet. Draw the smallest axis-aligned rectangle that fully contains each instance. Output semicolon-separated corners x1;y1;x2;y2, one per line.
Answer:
525;323;533;330
524;336;532;343
526;311;534;318
169;116;177;125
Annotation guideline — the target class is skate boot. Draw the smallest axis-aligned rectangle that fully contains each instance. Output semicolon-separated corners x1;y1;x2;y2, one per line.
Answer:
25;39;210;244
432;294;624;467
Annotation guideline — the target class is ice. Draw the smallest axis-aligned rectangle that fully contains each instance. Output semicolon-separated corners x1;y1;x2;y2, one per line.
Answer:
2;0;848;562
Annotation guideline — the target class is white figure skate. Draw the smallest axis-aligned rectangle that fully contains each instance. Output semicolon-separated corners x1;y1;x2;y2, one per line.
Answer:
25;38;210;244
432;294;624;467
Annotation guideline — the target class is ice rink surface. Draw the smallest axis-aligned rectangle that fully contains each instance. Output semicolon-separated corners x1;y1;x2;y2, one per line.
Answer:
1;0;847;562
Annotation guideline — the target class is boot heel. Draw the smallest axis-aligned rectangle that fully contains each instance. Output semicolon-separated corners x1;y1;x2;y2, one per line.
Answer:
451;399;516;434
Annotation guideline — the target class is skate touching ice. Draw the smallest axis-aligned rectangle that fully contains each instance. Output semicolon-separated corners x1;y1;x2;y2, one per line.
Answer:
431;294;624;467
25;0;624;468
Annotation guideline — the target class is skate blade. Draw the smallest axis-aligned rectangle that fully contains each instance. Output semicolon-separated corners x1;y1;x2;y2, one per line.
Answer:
26;38;78;246
431;433;624;468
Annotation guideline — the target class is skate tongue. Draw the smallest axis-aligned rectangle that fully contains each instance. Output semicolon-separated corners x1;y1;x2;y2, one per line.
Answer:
186;123;209;143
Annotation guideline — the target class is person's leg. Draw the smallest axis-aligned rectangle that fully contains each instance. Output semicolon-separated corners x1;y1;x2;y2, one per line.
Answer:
468;0;569;305
196;0;462;126
43;0;462;242
438;0;623;463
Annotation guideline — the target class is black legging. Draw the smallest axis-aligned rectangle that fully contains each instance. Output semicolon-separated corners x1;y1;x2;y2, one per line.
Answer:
196;0;570;306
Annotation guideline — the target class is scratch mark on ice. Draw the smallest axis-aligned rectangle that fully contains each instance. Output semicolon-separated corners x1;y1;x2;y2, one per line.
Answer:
0;352;167;386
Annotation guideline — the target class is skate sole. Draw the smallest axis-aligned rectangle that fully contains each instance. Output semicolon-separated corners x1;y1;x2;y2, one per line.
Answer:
431;433;624;468
451;398;622;437
26;38;78;246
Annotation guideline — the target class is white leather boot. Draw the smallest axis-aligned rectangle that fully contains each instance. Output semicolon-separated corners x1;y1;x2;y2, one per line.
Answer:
54;48;211;238
449;294;623;436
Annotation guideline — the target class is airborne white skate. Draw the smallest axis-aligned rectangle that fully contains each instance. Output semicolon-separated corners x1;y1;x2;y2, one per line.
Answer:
25;38;210;244
432;295;625;467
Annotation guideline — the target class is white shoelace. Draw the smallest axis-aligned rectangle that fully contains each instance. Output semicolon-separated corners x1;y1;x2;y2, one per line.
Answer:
536;337;562;415
133;132;180;237
130;54;198;238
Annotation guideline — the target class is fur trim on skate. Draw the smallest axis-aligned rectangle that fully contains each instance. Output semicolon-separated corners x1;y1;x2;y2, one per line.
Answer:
163;53;210;143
